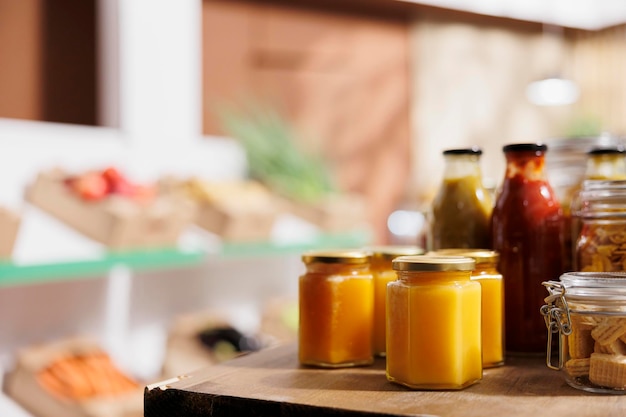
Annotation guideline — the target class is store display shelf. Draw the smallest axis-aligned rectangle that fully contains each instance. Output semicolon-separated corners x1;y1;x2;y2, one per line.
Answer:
0;247;205;288
0;229;371;288
217;229;372;258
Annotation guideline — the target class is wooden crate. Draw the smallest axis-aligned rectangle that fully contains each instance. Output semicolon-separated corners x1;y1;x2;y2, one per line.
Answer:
25;169;194;249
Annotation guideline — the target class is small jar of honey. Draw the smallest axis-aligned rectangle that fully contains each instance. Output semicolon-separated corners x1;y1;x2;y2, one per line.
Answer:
298;249;374;368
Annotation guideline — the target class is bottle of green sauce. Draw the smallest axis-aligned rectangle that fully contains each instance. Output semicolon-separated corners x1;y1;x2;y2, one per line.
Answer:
430;147;493;250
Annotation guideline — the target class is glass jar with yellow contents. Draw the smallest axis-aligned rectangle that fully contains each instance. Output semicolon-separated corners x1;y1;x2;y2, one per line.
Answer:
386;256;482;390
299;249;374;368
368;245;424;357
433;249;504;368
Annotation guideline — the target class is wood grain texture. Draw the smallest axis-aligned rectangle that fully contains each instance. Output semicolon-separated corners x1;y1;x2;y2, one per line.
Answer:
145;343;626;417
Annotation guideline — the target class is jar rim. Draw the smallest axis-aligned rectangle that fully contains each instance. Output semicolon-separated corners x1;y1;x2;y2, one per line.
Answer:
561;271;626;285
560;272;626;300
581;179;626;189
392;255;475;272
368;245;425;260
573;180;626;217
430;249;499;264
302;249;371;264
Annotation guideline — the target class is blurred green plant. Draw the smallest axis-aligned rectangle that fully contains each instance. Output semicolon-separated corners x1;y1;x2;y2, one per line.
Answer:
564;113;603;137
218;102;336;203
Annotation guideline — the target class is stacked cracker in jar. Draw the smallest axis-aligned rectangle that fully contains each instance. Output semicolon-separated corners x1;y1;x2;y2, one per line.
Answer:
543;272;626;393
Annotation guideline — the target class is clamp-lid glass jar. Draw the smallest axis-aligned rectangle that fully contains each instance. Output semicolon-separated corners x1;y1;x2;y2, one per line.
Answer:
299;249;374;368
542;272;626;393
386;255;482;390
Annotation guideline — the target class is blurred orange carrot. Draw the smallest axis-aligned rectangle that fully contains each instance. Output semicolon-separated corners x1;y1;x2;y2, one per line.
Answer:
36;351;139;400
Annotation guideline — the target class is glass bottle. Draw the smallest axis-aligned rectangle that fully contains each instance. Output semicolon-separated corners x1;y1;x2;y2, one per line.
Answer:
584;146;626;180
430;147;493;250
368;245;424;357
386;255;482;390
542;272;626;394
491;143;565;354
298;249;374;368
433;249;504;368
574;180;626;272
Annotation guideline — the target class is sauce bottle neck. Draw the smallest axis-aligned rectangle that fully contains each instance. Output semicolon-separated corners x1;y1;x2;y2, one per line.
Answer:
443;154;483;180
504;151;547;180
585;154;626;180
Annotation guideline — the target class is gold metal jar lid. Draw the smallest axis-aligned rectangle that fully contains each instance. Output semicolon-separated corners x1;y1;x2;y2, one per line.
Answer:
301;249;371;265
368;245;425;261
392;255;475;272
431;249;499;265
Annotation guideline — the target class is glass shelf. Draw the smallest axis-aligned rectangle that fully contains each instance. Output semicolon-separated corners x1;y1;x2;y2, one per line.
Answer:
0;247;205;288
218;229;372;258
0;229;372;288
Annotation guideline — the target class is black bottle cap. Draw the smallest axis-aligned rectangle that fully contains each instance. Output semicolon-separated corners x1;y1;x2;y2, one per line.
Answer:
442;146;482;156
502;143;548;153
587;146;625;155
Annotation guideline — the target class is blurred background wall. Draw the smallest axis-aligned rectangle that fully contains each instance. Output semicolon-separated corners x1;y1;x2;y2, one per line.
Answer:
0;0;97;125
410;11;626;206
2;0;626;243
199;0;626;242
1;2;626;412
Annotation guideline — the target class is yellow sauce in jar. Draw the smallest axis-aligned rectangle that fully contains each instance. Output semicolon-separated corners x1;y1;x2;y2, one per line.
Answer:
299;250;374;368
386;256;482;389
369;245;424;357
433;249;504;368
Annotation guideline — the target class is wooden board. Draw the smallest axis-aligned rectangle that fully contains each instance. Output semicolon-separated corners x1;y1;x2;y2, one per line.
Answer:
144;343;626;416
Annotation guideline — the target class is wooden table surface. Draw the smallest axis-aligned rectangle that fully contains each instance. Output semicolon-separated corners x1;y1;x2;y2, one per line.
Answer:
144;343;626;417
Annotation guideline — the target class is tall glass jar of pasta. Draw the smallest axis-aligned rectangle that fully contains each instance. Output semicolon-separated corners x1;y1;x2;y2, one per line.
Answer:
569;148;626;269
574;180;626;272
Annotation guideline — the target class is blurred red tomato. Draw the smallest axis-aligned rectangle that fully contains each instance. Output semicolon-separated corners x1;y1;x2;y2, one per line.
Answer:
71;172;109;201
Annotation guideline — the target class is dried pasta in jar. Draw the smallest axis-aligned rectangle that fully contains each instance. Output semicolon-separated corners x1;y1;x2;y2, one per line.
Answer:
573;180;626;272
577;223;626;272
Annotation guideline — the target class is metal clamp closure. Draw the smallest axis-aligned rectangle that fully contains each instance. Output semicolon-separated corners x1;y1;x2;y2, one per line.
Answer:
540;281;572;370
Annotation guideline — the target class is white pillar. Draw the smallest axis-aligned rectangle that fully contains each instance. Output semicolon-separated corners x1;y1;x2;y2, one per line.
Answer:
98;0;203;146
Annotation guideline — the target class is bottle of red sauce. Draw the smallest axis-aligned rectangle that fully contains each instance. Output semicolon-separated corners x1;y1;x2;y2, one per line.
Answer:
491;143;565;354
